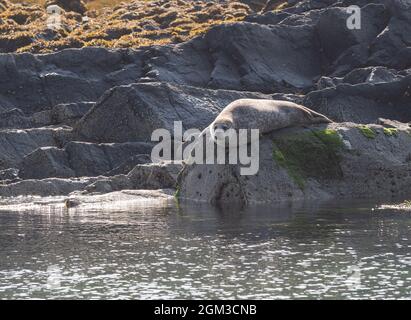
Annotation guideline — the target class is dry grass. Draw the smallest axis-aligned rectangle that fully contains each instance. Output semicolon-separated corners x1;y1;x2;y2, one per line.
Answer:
9;1;125;10
2;0;252;53
86;1;126;10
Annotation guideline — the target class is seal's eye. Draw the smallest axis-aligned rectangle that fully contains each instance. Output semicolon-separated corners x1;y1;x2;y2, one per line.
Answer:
215;123;229;132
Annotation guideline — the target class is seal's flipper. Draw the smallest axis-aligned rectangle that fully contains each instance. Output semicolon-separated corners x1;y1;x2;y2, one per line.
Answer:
302;106;333;124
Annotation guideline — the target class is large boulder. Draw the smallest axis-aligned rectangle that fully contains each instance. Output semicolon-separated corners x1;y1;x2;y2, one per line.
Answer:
315;4;389;74
368;7;411;68
51;102;95;126
84;162;183;193
17;141;153;180
74;82;271;143
19;147;75;179
127;162;182;189
0;47;143;113
178;122;411;205
0;108;33;129
65;141;153;177
0;126;72;170
106;154;153;176
249;3;389;75
304;75;411;123
145;22;322;93
0;102;95;130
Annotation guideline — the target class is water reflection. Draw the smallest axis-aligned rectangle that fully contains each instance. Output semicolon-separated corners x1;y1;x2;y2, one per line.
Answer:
0;200;410;299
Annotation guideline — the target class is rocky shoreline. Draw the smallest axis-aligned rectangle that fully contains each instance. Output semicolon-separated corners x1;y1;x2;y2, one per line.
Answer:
1;0;411;207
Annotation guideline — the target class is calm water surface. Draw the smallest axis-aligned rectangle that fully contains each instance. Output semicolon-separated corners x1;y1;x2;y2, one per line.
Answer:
0;200;410;299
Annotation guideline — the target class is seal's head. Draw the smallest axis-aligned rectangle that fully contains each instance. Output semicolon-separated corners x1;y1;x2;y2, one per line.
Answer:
210;119;237;147
213;119;232;135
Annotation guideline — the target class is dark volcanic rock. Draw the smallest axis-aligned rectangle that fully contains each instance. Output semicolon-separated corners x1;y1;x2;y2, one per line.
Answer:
106;154;153;176
75;82;271;143
369;11;411;69
178;122;411;205
141;2;392;92
249;3;389;76
0;0;405;113
316;4;389;73
0;168;19;182
84;162;183;194
18;141;153;180
0;48;142;114
19;147;75;180
51;102;95;126
0;177;99;197
304;75;411;123
0;102;94;130
127;163;181;189
342;67;404;85
65;141;153;177
0;126;72;170
144;22;322;93
0;108;33;129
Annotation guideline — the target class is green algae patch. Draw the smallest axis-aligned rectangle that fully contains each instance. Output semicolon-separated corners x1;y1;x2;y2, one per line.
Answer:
273;149;286;166
272;129;344;189
358;125;376;139
272;148;305;189
383;128;399;137
312;129;344;148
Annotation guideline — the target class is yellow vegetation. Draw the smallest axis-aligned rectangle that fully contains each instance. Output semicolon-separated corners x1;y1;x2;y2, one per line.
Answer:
3;0;252;53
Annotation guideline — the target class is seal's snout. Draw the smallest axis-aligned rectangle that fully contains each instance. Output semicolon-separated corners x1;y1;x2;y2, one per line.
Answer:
213;127;227;142
212;122;231;143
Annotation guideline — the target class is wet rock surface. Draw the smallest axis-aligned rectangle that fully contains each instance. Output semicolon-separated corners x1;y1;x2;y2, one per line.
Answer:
0;0;410;205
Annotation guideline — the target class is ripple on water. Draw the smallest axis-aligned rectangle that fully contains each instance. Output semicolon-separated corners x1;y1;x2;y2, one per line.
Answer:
0;201;410;299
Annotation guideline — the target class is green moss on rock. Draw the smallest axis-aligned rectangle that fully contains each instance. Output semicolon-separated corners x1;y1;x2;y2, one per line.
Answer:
273;148;305;189
383;128;399;137
312;129;344;148
272;129;344;189
273;149;286;166
358;125;376;139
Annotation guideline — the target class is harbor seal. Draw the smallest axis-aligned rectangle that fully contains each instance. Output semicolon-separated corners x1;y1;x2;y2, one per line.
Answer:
183;99;333;164
208;99;333;147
